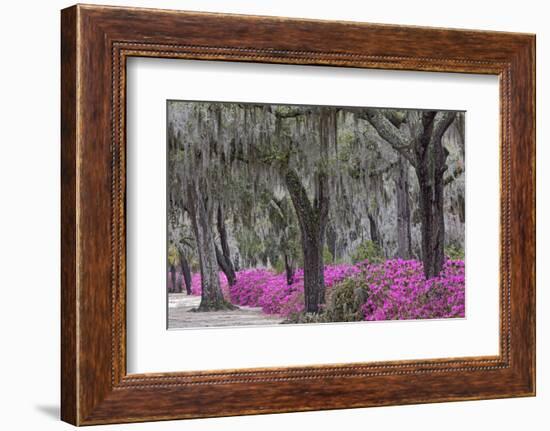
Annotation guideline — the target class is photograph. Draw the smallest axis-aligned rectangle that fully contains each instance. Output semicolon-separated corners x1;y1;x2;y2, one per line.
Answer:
167;101;466;329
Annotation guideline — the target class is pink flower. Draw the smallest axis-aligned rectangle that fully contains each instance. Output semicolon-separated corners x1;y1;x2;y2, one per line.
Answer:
178;258;465;321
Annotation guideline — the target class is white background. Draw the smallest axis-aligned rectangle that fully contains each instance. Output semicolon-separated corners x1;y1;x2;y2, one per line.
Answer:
127;59;499;373
0;0;547;430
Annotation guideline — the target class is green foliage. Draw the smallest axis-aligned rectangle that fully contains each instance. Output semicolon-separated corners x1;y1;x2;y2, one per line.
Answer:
167;244;179;266
272;257;285;274
323;246;334;264
351;240;384;264
283;277;369;324
325;277;369;322
445;244;465;260
235;229;264;267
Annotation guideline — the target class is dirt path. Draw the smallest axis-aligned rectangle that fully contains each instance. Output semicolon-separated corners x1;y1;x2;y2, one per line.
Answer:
168;294;284;329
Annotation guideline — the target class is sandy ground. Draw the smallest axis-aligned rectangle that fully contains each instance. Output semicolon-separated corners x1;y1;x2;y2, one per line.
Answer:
168;293;284;329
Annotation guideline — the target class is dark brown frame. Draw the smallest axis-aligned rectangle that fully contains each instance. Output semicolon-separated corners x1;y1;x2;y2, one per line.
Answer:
61;4;536;426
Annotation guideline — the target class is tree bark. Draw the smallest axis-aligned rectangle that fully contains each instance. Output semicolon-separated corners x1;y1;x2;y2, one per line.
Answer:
216;205;237;286
368;212;381;247
416;168;445;278
285;168;328;312
176;265;183;293
326;224;337;263
396;155;412;259
360;109;455;278
282;107;334;313
284;253;295;285
186;180;234;311
413;112;453;278
177;248;192;295
169;263;178;293
215;245;237;286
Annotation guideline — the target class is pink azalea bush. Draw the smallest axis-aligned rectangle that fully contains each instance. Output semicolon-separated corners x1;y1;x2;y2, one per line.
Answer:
228;264;360;316
359;259;465;321
176;258;465;321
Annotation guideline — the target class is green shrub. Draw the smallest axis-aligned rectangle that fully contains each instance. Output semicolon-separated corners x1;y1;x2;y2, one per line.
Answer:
445;244;465;260
282;277;370;324
325;277;369;322
351;240;384;264
167;243;178;266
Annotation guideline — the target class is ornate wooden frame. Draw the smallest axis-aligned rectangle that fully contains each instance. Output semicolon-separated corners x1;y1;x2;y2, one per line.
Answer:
61;4;536;426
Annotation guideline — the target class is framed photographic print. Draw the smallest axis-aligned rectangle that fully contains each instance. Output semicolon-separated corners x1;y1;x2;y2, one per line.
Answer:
61;4;535;425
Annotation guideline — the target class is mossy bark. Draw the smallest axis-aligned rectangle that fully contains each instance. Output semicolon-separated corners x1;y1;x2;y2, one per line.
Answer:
361;109;455;278
216;205;237;286
413;112;452;278
284;253;295;285
396;155;412;259
282;107;335;313
177;248;192;295
187;180;235;311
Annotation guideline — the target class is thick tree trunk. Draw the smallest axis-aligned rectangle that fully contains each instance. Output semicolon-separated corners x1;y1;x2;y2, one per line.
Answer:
301;228;326;312
432;135;446;276
284;253;295;285
358;109;455;279
282;107;334;313
177;249;192;295
216;205;237;286
396;155;412;259
416;172;445;278
415;118;447;278
186;181;234;311
285;169;328;313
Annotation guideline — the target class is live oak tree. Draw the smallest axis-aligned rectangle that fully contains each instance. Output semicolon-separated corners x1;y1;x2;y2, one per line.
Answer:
185;178;236;310
168;109;236;311
273;106;334;312
168;130;188;294
357;109;457;277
